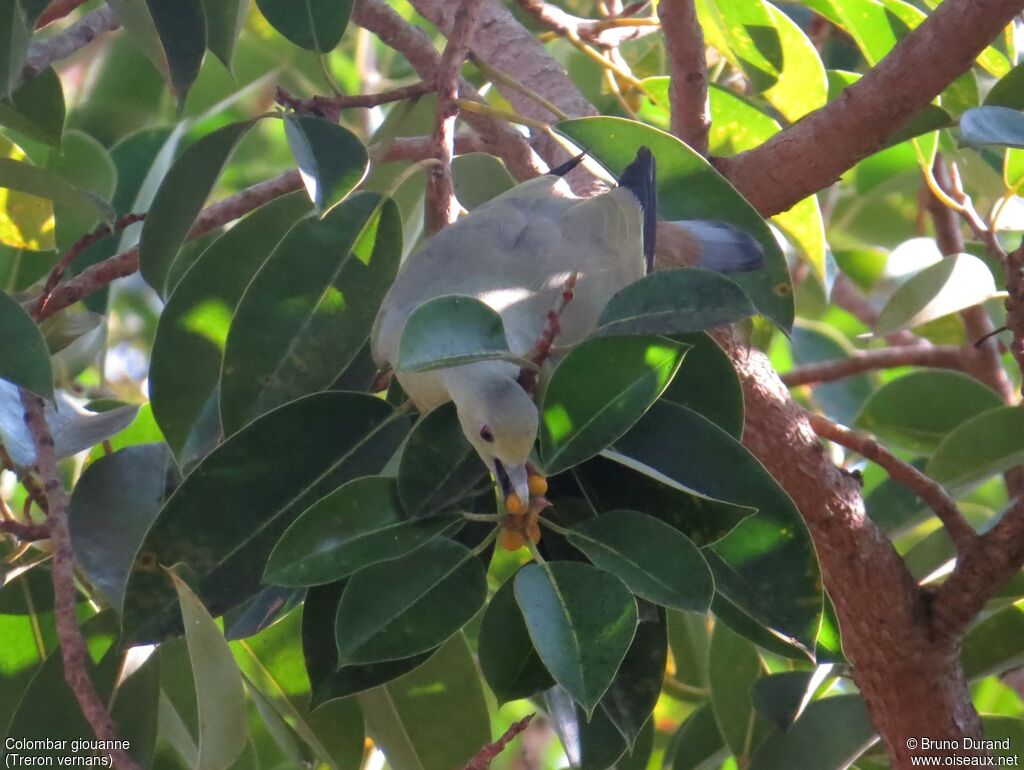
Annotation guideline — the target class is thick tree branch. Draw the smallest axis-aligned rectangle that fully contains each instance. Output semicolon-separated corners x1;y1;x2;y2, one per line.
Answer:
19;392;140;770
657;0;709;155
782;344;964;386
717;0;1024;216
809;413;977;553
19;4;120;87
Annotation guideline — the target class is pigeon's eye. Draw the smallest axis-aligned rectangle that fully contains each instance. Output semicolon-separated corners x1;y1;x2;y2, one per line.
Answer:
479;426;495;443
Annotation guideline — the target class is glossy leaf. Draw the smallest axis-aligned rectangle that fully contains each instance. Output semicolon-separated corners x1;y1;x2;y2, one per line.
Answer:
669;703;727;770
357;633;490;770
855;371;1002;453
791;321;873;426
0;287;51;397
660;332;744;438
334;537;487;665
545;685;628;770
255;0;351;52
452;152;515;209
150;192;311;461
0;2;30;97
926;406;1024;492
139;119;254;296
171;571;248;770
69;444;172;613
697;0;781;92
568;510;713;612
539;336;686;475
44;130;117;260
284;115;368;213
221;193;401;433
748;694;877;769
265;475;460;586
752;671;814;732
762;2;827;121
709;620;768;758
962;599;1024;680
874;253;999;337
397;294;527;373
122;392;410;642
598;608;667;746
0;155;113;226
515;561;638;714
612;402;821;651
960;106;1024;150
397;402;487;518
985;62;1024;110
0;136;54;251
556;117;793;331
201;0;247;71
0;66;64;147
597;268;756;336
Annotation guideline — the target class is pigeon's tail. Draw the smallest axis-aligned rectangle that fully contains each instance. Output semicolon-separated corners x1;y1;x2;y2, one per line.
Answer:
618;147;657;273
678;221;765;273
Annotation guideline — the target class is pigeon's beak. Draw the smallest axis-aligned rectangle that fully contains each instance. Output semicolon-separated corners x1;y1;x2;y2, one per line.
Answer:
494;459;531;508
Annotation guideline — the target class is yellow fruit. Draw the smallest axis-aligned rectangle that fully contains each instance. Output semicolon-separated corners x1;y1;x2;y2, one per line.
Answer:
527;475;548;497
526;523;541;544
499;528;526;551
505;493;524;516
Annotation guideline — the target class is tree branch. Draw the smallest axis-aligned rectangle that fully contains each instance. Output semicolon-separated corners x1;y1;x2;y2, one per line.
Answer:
0;518;50;541
19;4;120;87
717;0;1024;217
808;413;978;553
19;392;139;770
781;344;965;386
462;714;534;770
275;82;435;122
657;0;710;155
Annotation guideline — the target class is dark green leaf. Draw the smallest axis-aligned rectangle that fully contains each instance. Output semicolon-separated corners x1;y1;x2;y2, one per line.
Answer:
962;599;1024;680
752;671;814;732
150;192;311;461
515;561;638;714
122;392;410;642
398;402;487;518
960;106;1024;150
452;152;515;209
709;620;769;758
712;593;810;661
139;119;254;296
985;62;1024;110
568;511;713;611
855;371;1002;453
661;332;744;438
597;268;756;337
0;2;29;97
266;475;459;586
111;651;160;769
171;571;248;770
201;0;247;71
284;115;368;213
669;703;727;770
221;193;401;433
539;336;686;475
545;685;627;770
598;607;667;747
255;0;351;52
926;406;1024;492
0;66;64;147
556;117;793;331
980;716;1024;764
357;633;490;770
69;444;172;613
479;573;554;704
0;287;51;397
334;538;487;665
397;294;528;373
748;694;877;770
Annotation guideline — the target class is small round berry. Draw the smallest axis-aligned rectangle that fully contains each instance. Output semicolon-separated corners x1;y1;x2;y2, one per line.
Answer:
499;529;526;551
505;493;524;516
528;475;548;497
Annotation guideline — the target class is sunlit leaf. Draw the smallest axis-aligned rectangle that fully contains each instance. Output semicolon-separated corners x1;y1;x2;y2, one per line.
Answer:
926;406;1024;492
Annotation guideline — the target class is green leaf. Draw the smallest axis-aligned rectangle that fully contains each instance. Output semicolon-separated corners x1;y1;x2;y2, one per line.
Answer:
568;511;713;612
0;287;51;397
874;253;1000;337
357;633;490;770
170;571;248;770
396;294;528;373
612;402;821;651
709;620;768;758
597;268;756;336
0;66;64;147
926;406;1024;492
696;0;782;92
751;671;813;732
334;537;487;665
556;117;793;331
150;192;311;461
139;119;254;296
284;115;368;214
598;608;667;746
122;392;410;643
902;503;988;581
265;476;460;586
109;0;207;109
545;685;628;770
452;152;515;209
981;717;1024;764
828;0;912;65
748;694;877;770
962;599;1024;680
201;0;247;71
0;155;113;225
960;106;1024;150
221;193;402;433
0;1;30;98
44;130;117;252
539;336;686;475
855;371;1003;453
255;0;352;52
669;703;727;770
303;582;436;706
985;62;1024;110
397;402;487;518
479;573;554;704
791;321;874;426
761;2;827;121
514;561;638;715
69;444;173;613
661;332;744;438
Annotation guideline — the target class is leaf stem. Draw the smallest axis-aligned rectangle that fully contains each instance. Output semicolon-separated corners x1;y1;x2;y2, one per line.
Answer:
461;512;503;522
538;515;571;536
470;526;500;557
526;539;546;564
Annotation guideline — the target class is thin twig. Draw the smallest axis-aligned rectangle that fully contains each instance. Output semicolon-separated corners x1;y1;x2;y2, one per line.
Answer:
19;4;120;87
1004;240;1024;381
782;344;965;387
275;82;435;122
0;518;50;541
463;714;535;770
19;392;140;770
809;412;977;553
518;272;578;394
